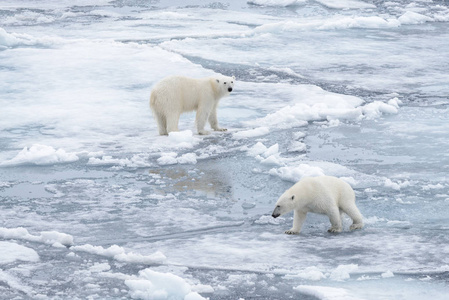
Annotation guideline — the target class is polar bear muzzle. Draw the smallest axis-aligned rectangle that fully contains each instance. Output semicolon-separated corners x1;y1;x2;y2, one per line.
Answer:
272;205;281;218
228;87;233;92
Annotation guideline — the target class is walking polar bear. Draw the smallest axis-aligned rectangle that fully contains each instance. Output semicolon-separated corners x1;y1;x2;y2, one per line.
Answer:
150;75;235;135
272;176;364;235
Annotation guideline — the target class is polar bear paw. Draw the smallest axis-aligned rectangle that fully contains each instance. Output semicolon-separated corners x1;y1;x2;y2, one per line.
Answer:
328;227;342;233
350;223;364;230
198;130;211;135
284;229;299;235
214;127;227;132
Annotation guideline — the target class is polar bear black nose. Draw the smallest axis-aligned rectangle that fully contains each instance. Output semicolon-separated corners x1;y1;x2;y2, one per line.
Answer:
228;87;232;92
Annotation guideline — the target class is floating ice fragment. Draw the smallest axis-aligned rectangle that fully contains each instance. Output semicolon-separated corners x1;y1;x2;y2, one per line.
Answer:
381;270;394;278
248;0;306;7
125;269;206;300
288;141;306;153
269;164;325;182
286;266;326;281
71;244;166;265
384;178;410;191
329;264;359;281
0;241;39;264
0;227;74;246
1;144;79;167
233;127;270;139
362;100;399;120
157;152;197;165
166;130;201;149
398;11;433;25
294;285;362;300
315;0;376;9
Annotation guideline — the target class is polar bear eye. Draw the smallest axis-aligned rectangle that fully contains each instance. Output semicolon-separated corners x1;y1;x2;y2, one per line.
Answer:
224;82;227;84
291;195;295;200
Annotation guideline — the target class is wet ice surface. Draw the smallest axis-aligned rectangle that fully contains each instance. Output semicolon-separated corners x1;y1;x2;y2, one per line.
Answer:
1;0;449;299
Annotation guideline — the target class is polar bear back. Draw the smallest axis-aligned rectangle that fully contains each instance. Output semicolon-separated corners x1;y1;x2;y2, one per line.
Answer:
151;76;216;114
299;176;355;210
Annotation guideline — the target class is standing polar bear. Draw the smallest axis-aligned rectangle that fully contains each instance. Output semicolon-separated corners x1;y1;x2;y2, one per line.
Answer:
150;75;235;135
272;176;364;235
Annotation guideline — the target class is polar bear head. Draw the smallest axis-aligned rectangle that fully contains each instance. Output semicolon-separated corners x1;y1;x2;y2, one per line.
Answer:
215;75;235;96
271;190;297;218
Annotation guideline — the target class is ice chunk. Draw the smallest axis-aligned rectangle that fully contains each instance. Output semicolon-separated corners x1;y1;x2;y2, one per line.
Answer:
233;127;270;139
294;285;362;300
125;269;206;300
0;227;74;247
399;11;433;25
362;100;399;120
0;241;39;264
286;266;326;281
329;264;359;281
288;141;306;152
166;130;201;149
157;152;197;165
157;152;179;166
381;270;394;278
269;164;325;182
246;142;269;157
247;0;307;7
71;244;166;265
1;144;79;167
315;0;376;9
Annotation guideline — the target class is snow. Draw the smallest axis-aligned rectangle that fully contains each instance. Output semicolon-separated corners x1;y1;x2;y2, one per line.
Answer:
1;0;449;299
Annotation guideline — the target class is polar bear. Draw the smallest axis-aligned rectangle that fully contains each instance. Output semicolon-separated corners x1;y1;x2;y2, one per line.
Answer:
150;75;235;135
272;176;364;235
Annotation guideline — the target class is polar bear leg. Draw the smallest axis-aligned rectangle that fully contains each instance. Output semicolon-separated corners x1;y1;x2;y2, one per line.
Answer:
208;107;227;132
341;203;364;230
155;113;168;135
196;105;211;135
285;210;307;235
166;113;180;134
327;206;342;233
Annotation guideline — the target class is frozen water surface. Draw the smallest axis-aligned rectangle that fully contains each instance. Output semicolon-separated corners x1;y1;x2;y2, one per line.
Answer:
1;0;448;299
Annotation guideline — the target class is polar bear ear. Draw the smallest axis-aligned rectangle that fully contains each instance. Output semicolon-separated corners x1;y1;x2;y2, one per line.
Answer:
216;79;220;83
232;75;235;80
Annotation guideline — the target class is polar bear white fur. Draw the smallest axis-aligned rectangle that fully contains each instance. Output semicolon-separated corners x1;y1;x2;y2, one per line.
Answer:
150;75;235;135
272;176;364;235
